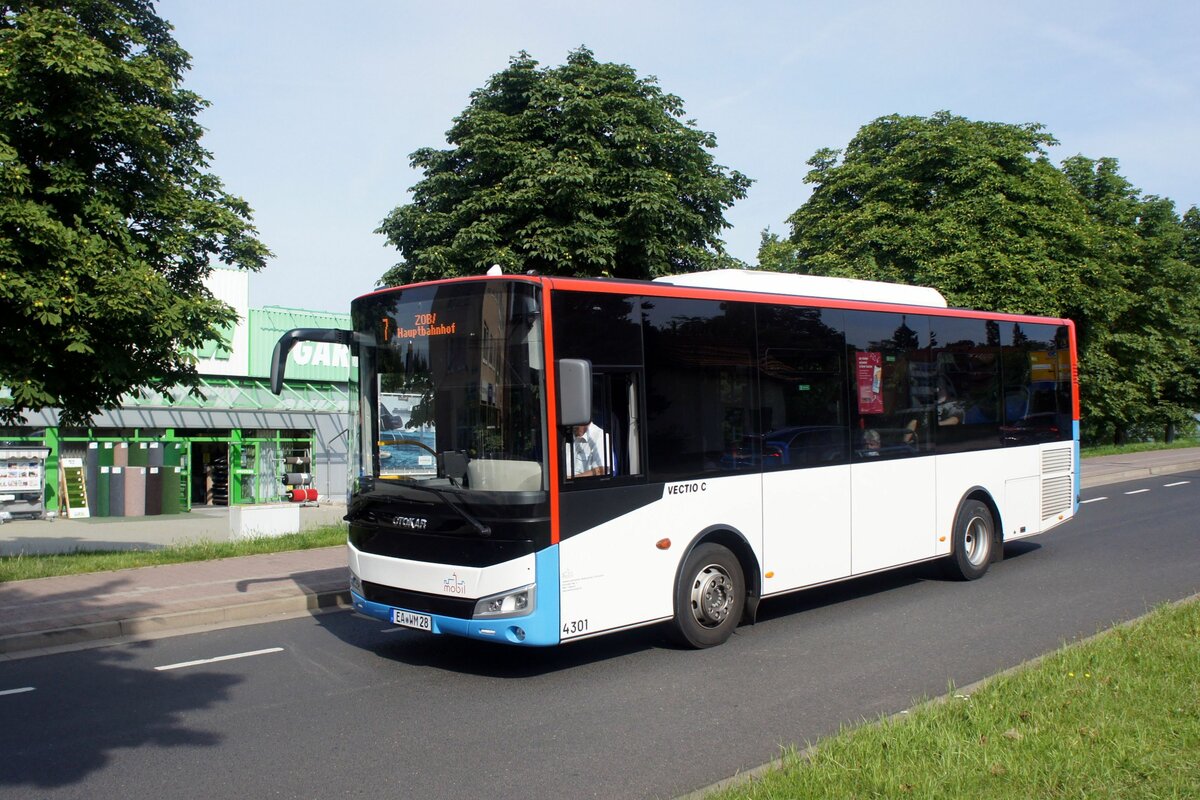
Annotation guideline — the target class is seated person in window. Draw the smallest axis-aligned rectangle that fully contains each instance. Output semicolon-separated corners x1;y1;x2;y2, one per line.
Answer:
936;382;965;426
569;421;608;478
861;429;882;457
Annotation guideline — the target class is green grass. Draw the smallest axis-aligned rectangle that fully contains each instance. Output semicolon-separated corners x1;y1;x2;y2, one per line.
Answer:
1081;438;1200;459
706;599;1200;800
0;525;347;583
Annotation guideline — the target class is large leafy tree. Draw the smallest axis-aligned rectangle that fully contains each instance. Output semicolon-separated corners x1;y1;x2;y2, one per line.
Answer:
770;112;1103;320
1062;156;1200;442
0;0;269;425
377;47;751;286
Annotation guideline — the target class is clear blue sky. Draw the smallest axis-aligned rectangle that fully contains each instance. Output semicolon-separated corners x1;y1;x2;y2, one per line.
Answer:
156;0;1200;313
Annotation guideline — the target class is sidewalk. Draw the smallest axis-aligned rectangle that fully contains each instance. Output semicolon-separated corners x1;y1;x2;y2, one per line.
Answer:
2;449;1199;658
1078;446;1200;489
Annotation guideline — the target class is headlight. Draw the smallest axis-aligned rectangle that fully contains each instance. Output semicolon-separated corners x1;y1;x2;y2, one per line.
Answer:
473;584;536;619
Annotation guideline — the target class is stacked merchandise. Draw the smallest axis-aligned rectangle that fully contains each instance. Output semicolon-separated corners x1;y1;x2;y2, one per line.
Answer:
85;442;185;517
283;451;318;505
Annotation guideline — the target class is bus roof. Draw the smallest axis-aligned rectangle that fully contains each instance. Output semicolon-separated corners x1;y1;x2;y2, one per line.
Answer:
653;269;948;308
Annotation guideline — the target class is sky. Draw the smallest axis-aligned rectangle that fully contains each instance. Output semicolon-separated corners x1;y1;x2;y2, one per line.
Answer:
155;0;1200;313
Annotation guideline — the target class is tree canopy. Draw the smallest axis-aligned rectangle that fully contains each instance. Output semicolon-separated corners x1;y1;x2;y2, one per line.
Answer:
0;0;269;425
377;47;751;286
763;112;1200;443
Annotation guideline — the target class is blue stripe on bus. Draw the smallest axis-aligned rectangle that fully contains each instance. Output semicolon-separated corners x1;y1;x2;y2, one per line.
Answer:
1080;419;1089;513
352;545;562;647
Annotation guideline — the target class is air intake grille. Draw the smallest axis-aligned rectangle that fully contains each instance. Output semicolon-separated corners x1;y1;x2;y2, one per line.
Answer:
1042;447;1073;474
1042;475;1073;519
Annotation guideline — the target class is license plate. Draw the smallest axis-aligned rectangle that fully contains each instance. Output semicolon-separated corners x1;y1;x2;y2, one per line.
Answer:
392;609;432;631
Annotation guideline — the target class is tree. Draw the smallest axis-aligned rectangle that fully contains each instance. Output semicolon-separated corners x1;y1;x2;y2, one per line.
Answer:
773;112;1104;320
0;1;269;425
377;47;750;286
1062;156;1200;442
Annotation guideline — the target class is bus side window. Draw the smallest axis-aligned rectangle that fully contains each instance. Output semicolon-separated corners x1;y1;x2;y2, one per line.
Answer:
845;310;933;460
642;297;757;482
551;290;646;485
562;371;643;481
597;371;643;478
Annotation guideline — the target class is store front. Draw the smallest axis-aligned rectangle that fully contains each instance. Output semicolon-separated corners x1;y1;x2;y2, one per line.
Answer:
1;269;351;516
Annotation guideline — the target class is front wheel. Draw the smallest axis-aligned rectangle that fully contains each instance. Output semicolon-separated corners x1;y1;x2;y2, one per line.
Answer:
672;543;745;648
945;499;995;581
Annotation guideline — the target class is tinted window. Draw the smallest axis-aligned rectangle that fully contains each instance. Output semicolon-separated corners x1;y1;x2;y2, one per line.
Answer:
755;305;849;470
931;316;1002;453
552;291;645;485
643;298;757;481
1001;322;1072;445
553;292;641;366
845;310;932;461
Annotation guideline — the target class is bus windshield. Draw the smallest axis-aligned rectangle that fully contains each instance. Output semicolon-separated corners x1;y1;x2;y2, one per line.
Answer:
351;281;546;495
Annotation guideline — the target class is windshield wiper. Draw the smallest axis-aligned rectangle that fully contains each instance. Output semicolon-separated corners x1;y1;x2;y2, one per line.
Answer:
394;482;492;537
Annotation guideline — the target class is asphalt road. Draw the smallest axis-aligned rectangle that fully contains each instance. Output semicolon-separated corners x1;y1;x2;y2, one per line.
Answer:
1;470;1197;800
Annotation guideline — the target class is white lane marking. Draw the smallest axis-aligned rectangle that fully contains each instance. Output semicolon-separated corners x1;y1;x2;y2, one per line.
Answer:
155;647;284;672
1080;497;1107;504
1124;489;1151;495
0;687;36;697
1164;481;1190;487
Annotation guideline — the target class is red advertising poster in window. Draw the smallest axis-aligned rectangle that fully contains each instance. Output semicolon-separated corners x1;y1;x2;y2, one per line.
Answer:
856;352;884;414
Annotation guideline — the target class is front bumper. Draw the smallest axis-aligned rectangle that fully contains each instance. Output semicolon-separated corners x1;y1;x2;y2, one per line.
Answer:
350;546;561;647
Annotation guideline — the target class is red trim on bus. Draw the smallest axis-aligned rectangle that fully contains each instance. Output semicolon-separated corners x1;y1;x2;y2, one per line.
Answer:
354;274;543;303
1067;319;1081;421
540;277;562;546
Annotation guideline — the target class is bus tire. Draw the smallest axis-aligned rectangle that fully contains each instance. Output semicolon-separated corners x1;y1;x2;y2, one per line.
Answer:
672;543;745;648
945;499;994;581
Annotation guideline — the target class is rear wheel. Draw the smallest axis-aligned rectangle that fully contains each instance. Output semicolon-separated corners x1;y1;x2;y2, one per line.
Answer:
672;543;745;648
945;499;994;581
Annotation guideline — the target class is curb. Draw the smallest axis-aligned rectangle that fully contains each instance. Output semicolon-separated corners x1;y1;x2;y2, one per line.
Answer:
1079;459;1200;489
0;589;351;658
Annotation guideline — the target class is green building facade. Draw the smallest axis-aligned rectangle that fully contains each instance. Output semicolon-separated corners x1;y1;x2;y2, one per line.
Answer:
0;270;352;518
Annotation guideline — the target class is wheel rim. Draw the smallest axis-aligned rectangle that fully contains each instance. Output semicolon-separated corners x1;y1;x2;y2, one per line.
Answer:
963;516;990;567
690;563;735;628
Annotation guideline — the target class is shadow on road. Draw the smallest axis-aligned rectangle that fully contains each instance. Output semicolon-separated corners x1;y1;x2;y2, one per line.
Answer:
0;580;240;790
313;606;667;678
310;541;1044;678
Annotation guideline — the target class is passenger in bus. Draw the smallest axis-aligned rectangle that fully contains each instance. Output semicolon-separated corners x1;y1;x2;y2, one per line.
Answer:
861;429;882;457
569;421;609;478
936;381;964;426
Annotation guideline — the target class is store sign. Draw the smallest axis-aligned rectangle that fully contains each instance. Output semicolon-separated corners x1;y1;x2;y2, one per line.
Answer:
290;341;351;369
249;308;353;382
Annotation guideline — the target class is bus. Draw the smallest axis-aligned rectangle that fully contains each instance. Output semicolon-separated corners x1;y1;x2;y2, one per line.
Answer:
270;268;1079;648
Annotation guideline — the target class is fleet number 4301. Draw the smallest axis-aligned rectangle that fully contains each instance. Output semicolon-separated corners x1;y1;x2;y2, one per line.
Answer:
562;618;589;636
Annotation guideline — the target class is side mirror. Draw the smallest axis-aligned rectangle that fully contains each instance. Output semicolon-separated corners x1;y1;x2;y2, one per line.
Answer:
557;359;592;427
270;328;353;394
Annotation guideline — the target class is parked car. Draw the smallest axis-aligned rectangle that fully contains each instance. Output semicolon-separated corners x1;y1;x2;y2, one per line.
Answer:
1000;413;1063;446
722;426;848;469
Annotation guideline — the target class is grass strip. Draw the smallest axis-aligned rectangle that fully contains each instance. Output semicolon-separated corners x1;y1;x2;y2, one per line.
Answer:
707;598;1200;799
0;525;347;583
1081;438;1200;458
